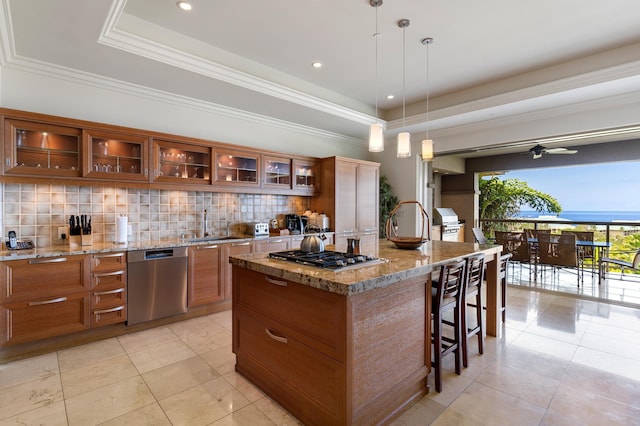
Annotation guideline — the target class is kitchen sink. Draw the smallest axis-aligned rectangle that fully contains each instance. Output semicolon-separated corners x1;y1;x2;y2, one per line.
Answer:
187;236;244;242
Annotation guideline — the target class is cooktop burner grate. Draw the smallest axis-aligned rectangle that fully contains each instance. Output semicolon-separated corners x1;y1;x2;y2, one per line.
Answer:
268;250;381;270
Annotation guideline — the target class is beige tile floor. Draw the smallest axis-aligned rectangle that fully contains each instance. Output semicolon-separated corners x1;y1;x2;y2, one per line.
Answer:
2;286;640;425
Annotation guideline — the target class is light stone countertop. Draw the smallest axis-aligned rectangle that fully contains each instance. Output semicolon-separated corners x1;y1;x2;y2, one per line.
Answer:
229;240;502;296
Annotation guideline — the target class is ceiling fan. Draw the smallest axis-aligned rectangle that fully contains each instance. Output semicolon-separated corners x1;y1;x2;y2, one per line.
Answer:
529;144;578;159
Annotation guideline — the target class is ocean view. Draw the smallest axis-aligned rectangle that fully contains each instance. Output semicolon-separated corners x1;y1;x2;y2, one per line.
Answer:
517;210;640;222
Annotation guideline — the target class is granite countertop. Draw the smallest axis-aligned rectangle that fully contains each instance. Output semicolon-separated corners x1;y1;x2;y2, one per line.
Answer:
0;235;257;261
229;240;502;296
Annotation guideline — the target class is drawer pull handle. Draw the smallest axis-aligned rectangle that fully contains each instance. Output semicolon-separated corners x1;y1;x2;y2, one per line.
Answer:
96;253;125;259
97;270;125;277
29;296;67;306
232;242;251;247
28;257;67;264
201;245;218;249
94;306;124;315
94;288;124;296
265;276;287;287
270;239;283;243
265;328;288;344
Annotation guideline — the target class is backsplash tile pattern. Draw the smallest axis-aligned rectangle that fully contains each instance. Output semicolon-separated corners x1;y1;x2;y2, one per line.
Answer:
1;183;308;247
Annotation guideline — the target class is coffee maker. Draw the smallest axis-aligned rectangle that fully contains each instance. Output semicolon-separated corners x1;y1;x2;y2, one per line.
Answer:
285;214;303;235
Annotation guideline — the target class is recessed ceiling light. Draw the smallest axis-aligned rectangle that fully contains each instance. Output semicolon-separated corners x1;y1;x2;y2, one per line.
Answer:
386;95;395;100
177;1;192;11
312;61;322;69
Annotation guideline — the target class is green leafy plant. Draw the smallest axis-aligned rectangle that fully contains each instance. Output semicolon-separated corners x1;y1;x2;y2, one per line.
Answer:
379;175;399;238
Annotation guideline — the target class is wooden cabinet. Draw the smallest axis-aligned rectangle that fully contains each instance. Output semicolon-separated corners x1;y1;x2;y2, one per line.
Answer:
232;266;430;426
254;237;289;253
214;148;259;188
90;252;127;327
0;255;91;346
292;158;317;194
152;139;211;184
188;244;224;307
3;118;82;177
312;157;380;256
222;240;253;300
84;129;148;181
262;155;291;189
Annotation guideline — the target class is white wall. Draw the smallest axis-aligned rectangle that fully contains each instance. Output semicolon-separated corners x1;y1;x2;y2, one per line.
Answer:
0;66;368;160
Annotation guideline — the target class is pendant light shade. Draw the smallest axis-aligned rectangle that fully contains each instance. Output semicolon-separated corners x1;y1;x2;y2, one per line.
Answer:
369;123;384;152
421;37;434;161
368;0;384;153
396;19;411;158
397;132;411;158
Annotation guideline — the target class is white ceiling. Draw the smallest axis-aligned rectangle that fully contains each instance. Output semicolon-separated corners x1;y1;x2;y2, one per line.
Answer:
2;0;640;155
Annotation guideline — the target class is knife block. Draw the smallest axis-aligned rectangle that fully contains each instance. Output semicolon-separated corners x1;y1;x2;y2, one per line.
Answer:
81;234;93;246
69;235;81;248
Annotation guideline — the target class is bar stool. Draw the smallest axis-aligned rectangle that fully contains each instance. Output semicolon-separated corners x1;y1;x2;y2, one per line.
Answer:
431;259;466;393
499;253;512;322
461;253;485;368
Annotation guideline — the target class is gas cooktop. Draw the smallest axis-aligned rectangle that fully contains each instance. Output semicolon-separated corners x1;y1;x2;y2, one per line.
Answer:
268;250;383;270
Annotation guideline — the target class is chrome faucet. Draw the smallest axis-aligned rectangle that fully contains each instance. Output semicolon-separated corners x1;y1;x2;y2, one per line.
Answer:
203;209;209;237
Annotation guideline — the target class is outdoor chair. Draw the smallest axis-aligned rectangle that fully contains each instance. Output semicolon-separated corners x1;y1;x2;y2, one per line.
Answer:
599;249;640;283
494;231;531;280
538;232;581;286
562;230;595;276
472;227;489;244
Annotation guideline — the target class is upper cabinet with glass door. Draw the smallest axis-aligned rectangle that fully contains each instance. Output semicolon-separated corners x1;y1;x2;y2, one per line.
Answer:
152;139;211;184
214;149;259;188
292;158;317;194
3;119;82;177
262;155;291;190
83;130;149;181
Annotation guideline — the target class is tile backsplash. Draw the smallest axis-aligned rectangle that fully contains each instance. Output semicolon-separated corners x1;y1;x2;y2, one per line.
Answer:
1;183;308;247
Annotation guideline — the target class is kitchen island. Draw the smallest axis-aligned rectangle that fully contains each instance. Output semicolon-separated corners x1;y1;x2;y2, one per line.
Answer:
230;240;502;426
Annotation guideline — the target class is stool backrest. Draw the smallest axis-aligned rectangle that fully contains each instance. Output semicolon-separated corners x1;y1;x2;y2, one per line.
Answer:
435;259;466;306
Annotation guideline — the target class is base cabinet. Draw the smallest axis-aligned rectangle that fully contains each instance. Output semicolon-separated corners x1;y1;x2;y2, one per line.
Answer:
188;244;224;307
0;255;91;346
90;252;127;327
232;266;430;426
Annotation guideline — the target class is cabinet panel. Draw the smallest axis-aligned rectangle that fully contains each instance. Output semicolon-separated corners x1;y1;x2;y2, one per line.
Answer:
214;149;259;187
188;244;224;307
84;130;148;180
0;292;90;346
292;158;317;193
153;139;211;184
356;163;379;233
0;256;91;303
92;252;127;272
254;238;289;253
223;241;253;300
4;119;82;177
91;252;127;327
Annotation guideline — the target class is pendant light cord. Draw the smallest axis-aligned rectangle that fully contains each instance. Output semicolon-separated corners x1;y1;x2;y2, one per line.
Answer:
402;24;406;128
374;5;379;125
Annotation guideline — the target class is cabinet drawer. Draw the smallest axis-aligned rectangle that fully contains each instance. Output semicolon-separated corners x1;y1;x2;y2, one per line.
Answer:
234;308;343;425
92;286;126;309
92;252;127;272
0;256;90;303
234;267;345;360
91;303;126;327
92;269;126;290
0;292;90;346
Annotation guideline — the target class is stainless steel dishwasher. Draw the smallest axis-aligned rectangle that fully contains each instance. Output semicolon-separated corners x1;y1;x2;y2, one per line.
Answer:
127;247;188;325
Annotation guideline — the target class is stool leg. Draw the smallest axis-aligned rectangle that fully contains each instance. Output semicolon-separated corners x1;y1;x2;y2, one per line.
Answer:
461;300;469;368
432;312;443;393
476;291;484;355
454;305;462;375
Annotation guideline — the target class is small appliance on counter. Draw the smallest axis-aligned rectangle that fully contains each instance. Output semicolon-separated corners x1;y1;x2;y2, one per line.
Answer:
249;222;269;237
285;214;303;235
5;230;35;250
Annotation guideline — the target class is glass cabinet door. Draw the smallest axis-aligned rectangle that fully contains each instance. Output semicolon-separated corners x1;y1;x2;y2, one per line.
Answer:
214;149;259;187
84;130;148;180
262;155;291;189
293;159;317;192
4;119;82;177
153;139;211;184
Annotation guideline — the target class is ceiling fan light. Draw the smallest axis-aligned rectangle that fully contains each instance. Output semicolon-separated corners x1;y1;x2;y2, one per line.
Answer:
421;139;433;161
397;132;411;158
369;123;384;152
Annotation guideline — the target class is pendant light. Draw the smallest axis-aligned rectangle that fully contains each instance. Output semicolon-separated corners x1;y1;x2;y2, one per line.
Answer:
421;37;434;161
368;0;384;152
396;19;411;158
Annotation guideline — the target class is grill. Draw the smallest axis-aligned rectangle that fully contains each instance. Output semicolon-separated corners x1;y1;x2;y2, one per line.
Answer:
268;250;382;270
434;207;463;242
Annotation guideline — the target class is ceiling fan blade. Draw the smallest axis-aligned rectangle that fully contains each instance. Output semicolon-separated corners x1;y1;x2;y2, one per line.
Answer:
532;152;543;159
546;147;578;154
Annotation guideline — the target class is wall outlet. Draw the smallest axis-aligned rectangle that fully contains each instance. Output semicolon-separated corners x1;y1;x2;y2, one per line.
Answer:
58;226;69;239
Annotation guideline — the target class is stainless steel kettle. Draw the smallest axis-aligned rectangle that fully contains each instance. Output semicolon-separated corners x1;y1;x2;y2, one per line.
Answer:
300;225;326;253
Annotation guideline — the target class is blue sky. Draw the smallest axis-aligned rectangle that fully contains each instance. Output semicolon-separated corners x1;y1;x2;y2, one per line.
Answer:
501;161;640;211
